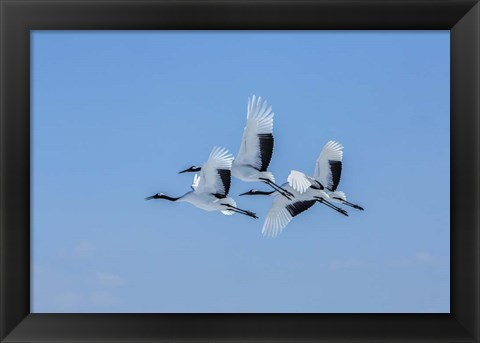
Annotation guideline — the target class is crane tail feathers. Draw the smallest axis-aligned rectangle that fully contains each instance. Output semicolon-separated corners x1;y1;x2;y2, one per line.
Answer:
329;191;346;201
260;171;275;183
220;197;237;215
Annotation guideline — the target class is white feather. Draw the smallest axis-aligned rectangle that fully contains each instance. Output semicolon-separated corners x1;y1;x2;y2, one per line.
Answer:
195;146;233;195
262;194;294;238
234;95;274;171
220;197;237;215
328;191;347;203
314;140;343;190
261;184;321;238
191;173;200;190
287;170;316;194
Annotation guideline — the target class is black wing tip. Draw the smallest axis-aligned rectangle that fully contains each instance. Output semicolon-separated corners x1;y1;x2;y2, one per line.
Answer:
258;133;274;172
216;169;231;196
328;160;342;191
285;200;316;218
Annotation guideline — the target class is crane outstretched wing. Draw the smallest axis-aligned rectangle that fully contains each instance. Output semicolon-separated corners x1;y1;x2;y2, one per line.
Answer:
235;95;274;172
195;146;234;196
287;170;318;194
314;141;343;191
262;195;316;238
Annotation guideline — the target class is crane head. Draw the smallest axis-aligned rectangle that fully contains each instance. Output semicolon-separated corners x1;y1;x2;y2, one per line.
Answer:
240;189;275;196
178;166;201;174
239;189;258;196
145;193;164;200
241;188;276;196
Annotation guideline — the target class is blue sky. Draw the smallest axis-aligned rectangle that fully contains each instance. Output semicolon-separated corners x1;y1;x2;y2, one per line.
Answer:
31;31;450;313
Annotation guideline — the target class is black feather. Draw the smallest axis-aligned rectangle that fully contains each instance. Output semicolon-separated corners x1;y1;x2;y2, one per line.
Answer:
311;179;324;190
217;169;231;196
328;160;342;191
285;200;316;218
258;133;274;172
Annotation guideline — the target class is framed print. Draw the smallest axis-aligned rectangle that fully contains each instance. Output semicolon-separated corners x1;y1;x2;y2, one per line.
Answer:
1;0;479;342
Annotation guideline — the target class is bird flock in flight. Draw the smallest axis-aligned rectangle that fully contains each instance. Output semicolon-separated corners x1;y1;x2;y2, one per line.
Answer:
146;95;364;238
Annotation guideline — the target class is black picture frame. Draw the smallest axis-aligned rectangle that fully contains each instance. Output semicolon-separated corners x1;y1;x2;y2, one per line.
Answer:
1;0;479;342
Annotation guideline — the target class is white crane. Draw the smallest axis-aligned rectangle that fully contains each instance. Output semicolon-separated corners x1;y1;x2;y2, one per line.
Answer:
287;140;364;211
147;146;257;219
178;95;293;200
240;180;348;238
232;95;294;199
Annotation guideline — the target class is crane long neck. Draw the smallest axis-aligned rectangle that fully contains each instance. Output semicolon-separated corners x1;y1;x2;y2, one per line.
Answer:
146;193;184;201
256;190;275;195
163;195;181;201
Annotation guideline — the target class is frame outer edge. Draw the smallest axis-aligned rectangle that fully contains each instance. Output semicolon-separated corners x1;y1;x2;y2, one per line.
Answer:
0;0;4;338
451;1;480;341
473;6;479;341
0;1;31;341
1;1;6;340
1;0;480;342
472;3;478;341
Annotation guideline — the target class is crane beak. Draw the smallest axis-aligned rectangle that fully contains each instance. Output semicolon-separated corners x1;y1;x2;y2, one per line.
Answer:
239;191;250;196
178;168;191;174
145;194;158;200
